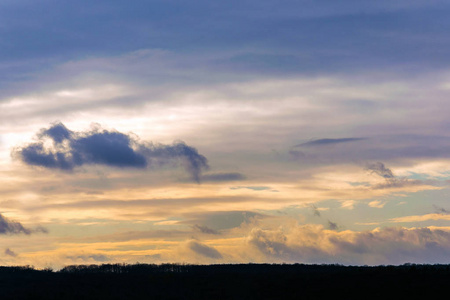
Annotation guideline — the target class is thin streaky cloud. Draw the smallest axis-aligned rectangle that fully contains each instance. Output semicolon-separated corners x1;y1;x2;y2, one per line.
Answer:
295;138;366;147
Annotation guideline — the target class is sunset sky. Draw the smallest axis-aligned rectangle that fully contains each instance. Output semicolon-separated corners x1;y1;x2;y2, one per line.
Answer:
2;1;450;268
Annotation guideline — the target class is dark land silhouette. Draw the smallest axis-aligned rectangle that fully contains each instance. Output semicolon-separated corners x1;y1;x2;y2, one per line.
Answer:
1;263;449;299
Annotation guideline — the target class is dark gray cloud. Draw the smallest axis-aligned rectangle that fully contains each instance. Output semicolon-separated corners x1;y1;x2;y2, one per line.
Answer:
365;162;426;190
140;141;209;183
39;122;72;144
4;248;17;257
372;178;424;190
367;162;394;179
14;122;209;182
0;213;48;235
0;213;31;235
296;138;366;147
328;221;338;231
433;205;450;215
192;224;220;235
186;240;222;259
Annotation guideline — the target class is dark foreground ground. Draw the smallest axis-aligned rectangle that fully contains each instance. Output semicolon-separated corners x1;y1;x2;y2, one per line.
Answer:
1;263;449;299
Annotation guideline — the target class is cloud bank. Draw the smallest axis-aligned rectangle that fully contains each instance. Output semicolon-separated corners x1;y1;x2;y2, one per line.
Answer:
247;225;450;265
14;122;209;182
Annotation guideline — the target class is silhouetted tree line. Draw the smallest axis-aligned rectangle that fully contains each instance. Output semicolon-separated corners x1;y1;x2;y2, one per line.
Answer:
1;263;450;299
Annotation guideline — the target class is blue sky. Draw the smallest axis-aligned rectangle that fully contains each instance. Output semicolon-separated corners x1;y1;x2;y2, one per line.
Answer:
2;1;450;268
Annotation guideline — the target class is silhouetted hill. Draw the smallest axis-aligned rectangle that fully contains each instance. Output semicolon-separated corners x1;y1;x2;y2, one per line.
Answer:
0;263;449;299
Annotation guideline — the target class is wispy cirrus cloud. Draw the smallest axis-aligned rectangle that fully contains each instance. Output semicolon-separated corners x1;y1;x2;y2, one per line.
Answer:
391;214;450;223
295;138;366;147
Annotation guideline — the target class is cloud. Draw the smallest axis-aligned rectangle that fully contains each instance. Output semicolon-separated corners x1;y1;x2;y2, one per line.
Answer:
0;213;31;235
288;150;305;159
289;135;450;169
39;122;73;144
193;224;220;235
366;162;425;190
25;197;259;217
247;228;295;258
247;225;450;265
186;240;222;259
4;248;17;257
341;200;355;210
200;172;246;182
311;205;321;217
67;254;110;262
230;186;272;191
390;214;450;223
14;122;209;182
184;211;265;231
64;229;191;243
296;138;366;147
367;162;395;179
0;213;48;235
328;221;338;230
368;200;386;208
434;205;450;215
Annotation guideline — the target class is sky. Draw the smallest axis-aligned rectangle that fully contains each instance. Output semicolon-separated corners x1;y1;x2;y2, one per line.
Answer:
2;0;450;268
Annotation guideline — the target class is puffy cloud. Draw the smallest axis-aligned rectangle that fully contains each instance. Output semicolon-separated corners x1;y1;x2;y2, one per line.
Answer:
247;224;450;265
13;122;209;182
248;228;293;258
39;122;73;144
